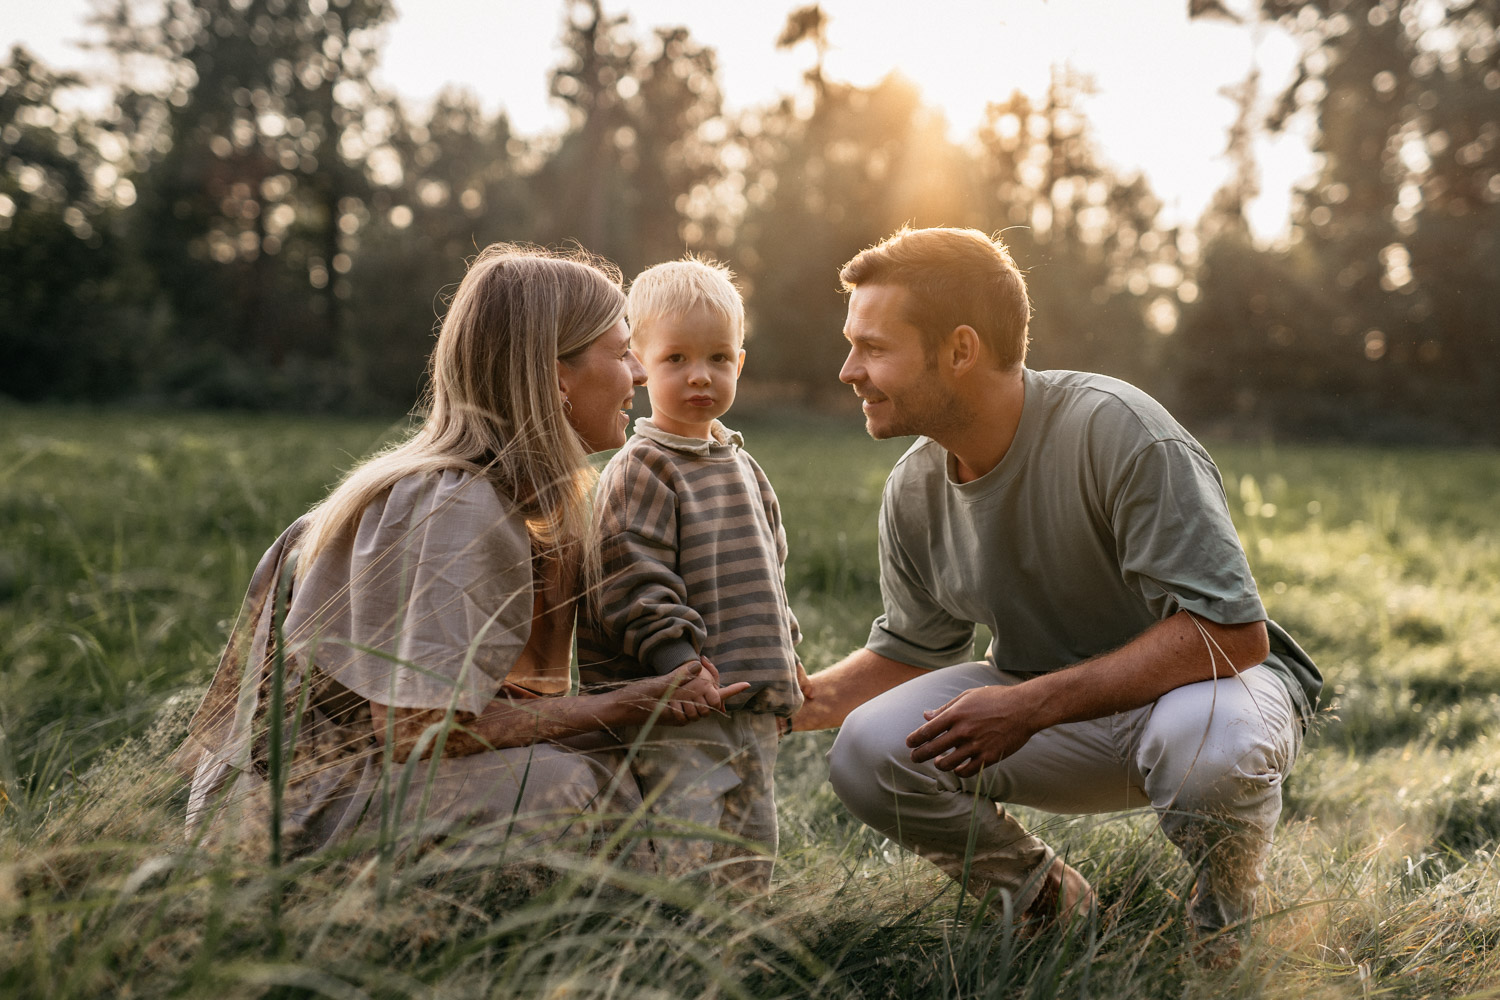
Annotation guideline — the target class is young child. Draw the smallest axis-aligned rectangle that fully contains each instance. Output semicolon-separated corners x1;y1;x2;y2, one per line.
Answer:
577;256;803;891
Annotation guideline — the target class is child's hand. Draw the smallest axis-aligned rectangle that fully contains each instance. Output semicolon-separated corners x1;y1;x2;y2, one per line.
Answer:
629;659;749;726
686;654;751;707
670;656;750;722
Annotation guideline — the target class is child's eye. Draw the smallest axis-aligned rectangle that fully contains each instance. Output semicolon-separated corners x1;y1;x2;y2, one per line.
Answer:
666;354;684;363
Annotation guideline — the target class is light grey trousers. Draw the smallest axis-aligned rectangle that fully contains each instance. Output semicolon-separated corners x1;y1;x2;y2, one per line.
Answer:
827;662;1301;932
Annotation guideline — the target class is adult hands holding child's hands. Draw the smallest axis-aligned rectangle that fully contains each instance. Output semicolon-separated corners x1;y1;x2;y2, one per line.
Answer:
628;656;749;726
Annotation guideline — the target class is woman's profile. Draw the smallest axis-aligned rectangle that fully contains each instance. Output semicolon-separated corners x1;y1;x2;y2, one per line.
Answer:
172;243;745;860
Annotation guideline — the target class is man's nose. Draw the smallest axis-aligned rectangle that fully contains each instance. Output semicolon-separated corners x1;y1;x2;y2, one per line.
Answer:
838;349;860;385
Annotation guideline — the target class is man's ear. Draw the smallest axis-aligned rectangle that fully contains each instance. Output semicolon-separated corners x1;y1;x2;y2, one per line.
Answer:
946;325;982;377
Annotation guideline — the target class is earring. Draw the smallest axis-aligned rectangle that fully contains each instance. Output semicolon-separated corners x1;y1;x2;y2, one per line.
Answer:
561;396;573;415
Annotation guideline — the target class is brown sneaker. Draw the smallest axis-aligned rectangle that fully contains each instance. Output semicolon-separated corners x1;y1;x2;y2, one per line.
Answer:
1021;857;1096;929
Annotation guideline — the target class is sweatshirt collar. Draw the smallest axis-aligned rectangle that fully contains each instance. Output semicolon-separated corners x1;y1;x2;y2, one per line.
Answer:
632;417;742;455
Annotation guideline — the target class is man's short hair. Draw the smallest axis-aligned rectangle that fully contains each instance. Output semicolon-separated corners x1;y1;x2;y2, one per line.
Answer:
627;256;746;347
840;227;1030;370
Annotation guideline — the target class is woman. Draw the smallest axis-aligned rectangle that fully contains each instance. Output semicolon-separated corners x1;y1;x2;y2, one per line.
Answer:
173;244;745;860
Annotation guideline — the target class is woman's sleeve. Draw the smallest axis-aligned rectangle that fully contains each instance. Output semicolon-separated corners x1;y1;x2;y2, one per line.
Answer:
307;471;534;716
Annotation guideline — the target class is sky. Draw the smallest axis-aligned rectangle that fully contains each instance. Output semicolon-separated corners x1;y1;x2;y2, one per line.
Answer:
2;0;1318;238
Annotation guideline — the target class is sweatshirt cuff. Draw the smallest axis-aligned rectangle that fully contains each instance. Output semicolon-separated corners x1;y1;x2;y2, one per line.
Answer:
646;638;701;675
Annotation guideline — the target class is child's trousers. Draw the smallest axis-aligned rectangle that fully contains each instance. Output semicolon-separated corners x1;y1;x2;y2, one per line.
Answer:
631;711;781;891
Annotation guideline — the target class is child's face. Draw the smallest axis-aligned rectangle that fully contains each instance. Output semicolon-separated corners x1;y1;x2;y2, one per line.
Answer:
635;306;746;440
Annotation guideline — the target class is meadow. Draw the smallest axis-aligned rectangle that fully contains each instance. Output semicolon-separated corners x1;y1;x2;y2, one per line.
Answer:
3;404;1500;998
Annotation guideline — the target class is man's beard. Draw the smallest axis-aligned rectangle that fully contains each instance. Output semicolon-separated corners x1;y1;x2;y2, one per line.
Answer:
866;380;968;441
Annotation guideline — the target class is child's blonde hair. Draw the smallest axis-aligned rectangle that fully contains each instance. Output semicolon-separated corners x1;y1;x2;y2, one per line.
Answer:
627;255;745;347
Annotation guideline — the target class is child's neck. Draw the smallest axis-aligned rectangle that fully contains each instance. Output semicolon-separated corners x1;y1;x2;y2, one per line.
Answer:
651;411;717;440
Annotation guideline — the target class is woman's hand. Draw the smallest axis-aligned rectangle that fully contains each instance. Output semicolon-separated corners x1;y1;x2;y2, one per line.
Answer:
621;657;749;726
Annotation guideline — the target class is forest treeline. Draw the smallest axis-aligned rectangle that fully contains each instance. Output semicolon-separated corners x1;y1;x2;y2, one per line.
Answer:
1;0;1496;442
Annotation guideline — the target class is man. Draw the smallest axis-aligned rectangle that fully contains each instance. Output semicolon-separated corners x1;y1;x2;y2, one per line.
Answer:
792;227;1320;944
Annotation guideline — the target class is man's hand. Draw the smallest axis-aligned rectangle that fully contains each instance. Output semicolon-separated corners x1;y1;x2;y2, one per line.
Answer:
793;659;812;700
904;613;1272;777
786;649;927;731
905;684;1040;778
777;661;814;737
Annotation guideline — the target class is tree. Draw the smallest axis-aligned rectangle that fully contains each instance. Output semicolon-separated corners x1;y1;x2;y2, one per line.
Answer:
536;0;729;278
971;71;1174;391
344;92;540;407
0;46;133;401
111;0;394;408
1240;0;1500;441
736;7;975;394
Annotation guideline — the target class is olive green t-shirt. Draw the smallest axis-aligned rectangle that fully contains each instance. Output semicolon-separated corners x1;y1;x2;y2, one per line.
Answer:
866;368;1321;719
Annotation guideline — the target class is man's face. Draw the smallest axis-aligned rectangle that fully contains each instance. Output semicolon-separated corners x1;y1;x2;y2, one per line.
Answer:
840;284;957;440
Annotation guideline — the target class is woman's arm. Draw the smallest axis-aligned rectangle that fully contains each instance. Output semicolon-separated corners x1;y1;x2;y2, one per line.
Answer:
371;659;749;763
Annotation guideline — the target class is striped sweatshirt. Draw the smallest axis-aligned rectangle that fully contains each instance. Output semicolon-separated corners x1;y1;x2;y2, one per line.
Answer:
577;418;803;716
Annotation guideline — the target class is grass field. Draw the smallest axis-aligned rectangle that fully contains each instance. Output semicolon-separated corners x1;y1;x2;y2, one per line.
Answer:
3;404;1500;998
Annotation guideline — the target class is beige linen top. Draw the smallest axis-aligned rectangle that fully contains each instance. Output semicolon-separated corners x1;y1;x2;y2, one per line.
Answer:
174;469;574;855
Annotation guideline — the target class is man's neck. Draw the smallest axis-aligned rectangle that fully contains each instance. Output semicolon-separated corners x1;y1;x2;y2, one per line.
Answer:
939;367;1025;484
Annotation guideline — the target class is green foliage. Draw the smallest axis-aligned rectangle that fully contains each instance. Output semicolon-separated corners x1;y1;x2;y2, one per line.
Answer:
2;5;1211;425
0;406;407;815
0;47;142;403
4;408;1500;997
1180;0;1500;443
9;1;1494;441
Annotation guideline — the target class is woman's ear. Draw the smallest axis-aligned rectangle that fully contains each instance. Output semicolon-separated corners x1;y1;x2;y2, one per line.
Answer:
556;358;574;403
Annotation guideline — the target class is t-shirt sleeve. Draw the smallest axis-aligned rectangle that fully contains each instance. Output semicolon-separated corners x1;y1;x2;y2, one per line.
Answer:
317;471;534;716
1110;439;1267;626
865;480;976;669
592;450;704;674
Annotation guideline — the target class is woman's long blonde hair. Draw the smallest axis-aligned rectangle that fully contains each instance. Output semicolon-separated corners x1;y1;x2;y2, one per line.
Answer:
296;243;626;593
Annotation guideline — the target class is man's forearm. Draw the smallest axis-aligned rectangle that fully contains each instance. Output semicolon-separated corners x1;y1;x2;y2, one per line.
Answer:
792;647;927;731
905;612;1271;775
998;612;1269;733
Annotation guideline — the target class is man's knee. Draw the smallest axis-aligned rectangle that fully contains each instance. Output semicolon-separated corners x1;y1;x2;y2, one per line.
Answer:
1138;697;1291;815
827;699;925;825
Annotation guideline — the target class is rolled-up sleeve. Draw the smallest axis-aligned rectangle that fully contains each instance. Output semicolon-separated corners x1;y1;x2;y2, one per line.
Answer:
1111;439;1266;626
